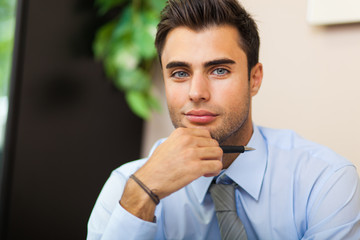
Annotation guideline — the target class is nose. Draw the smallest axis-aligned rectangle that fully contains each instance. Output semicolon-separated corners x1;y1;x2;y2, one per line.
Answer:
188;74;210;102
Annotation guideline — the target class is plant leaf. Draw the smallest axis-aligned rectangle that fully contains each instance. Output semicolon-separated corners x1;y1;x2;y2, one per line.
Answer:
148;0;166;13
103;57;118;79
125;90;151;119
134;29;156;59
147;94;162;112
132;10;158;59
93;21;116;59
116;69;151;92
95;0;128;15
92;0;164;119
112;5;133;40
111;41;140;69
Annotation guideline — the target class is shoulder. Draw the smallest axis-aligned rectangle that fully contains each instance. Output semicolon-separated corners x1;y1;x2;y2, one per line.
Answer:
257;125;353;170
256;125;357;196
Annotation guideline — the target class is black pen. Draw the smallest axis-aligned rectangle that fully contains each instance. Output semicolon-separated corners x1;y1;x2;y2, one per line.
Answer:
220;146;255;154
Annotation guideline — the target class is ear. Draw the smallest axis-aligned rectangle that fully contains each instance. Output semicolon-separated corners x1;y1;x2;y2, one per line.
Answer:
249;63;263;97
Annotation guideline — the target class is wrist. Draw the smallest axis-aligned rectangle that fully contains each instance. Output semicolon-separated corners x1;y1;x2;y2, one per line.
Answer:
120;177;157;222
130;174;160;205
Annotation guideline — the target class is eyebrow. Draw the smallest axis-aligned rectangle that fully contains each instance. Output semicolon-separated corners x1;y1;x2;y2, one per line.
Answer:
166;61;191;69
204;58;236;68
165;58;236;70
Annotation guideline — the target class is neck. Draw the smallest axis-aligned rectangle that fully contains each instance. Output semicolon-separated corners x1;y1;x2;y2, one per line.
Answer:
221;118;254;169
222;153;241;169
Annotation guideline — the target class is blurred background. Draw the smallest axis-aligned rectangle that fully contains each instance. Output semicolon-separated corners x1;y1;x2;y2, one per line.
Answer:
0;0;359;239
0;0;15;163
0;0;144;239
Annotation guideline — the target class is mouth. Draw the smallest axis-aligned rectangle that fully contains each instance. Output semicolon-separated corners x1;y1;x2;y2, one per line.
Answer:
184;110;218;124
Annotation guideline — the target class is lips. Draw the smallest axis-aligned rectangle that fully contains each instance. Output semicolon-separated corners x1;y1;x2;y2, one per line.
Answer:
185;110;218;124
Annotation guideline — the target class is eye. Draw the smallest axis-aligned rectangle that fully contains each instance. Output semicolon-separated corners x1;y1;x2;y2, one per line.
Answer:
212;68;229;75
172;71;189;78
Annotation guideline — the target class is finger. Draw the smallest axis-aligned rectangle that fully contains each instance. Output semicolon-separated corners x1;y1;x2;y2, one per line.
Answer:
200;159;223;176
197;147;223;160
194;137;219;148
174;127;211;138
188;127;212;138
170;128;213;149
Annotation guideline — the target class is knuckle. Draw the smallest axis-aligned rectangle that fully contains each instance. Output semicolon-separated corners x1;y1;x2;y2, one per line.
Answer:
180;135;192;146
215;147;223;156
178;137;185;146
174;127;187;137
192;160;202;170
184;147;197;159
214;160;223;171
202;129;211;137
211;139;219;146
177;127;186;134
210;147;222;158
194;128;209;137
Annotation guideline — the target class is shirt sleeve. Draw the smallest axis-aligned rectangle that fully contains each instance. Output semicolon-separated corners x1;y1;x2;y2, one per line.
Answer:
302;165;360;239
87;167;158;240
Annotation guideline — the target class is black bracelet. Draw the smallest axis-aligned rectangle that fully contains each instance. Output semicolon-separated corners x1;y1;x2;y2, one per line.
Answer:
129;174;160;205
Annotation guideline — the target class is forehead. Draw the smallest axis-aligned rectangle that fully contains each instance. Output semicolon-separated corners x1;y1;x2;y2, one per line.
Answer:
161;25;246;67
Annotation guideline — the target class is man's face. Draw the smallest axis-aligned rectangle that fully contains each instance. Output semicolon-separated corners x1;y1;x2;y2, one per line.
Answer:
161;25;261;144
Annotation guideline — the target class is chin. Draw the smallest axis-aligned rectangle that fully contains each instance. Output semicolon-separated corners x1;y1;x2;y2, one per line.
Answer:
192;125;212;131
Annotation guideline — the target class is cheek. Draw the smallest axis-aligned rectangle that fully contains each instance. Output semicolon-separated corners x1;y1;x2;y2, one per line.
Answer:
213;83;246;103
165;83;187;107
214;86;250;115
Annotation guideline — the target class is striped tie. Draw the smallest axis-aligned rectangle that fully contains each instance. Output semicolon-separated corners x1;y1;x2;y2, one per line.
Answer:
209;183;247;240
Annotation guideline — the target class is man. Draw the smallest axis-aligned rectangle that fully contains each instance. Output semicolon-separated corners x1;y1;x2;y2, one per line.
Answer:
87;0;360;239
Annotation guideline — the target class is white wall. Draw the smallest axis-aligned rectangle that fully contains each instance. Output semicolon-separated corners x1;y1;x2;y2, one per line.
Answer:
142;0;360;172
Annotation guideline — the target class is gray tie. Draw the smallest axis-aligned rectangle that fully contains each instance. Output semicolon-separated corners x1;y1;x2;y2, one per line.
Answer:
209;183;248;240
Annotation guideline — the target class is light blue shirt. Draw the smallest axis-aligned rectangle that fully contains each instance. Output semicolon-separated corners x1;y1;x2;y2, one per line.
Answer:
87;125;360;239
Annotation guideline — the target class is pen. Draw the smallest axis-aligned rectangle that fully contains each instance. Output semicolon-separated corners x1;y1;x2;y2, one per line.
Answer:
220;146;255;153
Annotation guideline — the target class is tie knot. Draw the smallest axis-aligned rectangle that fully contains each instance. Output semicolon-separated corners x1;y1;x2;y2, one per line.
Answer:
214;173;234;185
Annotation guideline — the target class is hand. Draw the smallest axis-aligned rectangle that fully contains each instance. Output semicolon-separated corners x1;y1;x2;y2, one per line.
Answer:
135;127;223;199
120;128;223;221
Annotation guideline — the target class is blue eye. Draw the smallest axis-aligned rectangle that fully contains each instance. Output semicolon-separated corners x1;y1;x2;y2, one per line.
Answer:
172;71;189;78
212;68;229;75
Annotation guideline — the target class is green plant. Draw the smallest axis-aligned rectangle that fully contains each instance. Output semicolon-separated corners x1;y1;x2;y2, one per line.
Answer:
0;0;16;97
94;0;165;119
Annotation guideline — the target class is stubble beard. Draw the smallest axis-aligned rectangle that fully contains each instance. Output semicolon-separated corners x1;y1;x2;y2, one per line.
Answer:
168;94;251;144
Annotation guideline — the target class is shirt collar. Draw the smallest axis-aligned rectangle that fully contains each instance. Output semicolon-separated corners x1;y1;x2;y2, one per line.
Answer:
190;124;268;203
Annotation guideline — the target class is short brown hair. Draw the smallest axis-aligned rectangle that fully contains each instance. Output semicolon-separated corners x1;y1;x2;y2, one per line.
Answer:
155;0;260;76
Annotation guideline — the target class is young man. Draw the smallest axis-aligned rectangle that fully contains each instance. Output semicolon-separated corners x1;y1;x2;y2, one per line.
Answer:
87;0;360;239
